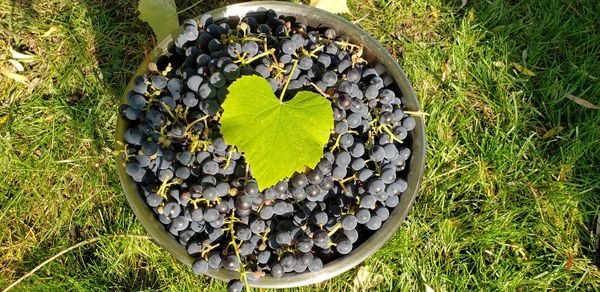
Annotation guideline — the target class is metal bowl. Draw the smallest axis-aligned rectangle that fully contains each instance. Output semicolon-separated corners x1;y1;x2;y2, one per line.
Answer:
116;1;425;288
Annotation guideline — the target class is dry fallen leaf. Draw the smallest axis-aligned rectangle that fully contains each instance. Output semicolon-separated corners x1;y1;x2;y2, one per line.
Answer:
1;70;29;84
542;126;563;139
425;284;435;292
42;25;59;37
511;62;536;76
147;62;158;72
310;0;350;14
467;9;476;22
441;58;452;81
9;47;35;61
0;115;8;126
352;266;383;291
8;59;25;72
566;253;573;272
493;61;505;68
566;93;599;109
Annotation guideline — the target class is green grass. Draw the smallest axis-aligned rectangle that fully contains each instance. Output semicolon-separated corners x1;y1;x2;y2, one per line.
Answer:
1;0;599;290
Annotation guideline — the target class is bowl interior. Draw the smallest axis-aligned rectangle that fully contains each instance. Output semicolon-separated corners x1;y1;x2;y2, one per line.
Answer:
116;1;425;288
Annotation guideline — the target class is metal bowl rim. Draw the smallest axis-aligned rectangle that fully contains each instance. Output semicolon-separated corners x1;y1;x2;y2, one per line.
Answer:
116;1;426;288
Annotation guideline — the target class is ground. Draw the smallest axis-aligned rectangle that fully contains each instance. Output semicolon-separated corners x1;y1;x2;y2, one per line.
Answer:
1;0;599;290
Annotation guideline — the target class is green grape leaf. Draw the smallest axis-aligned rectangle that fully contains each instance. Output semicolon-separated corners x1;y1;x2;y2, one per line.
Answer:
220;76;334;190
138;0;179;41
309;0;350;14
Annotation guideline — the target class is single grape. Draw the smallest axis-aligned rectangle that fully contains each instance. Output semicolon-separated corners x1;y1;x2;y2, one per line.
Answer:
307;169;324;185
360;194;377;209
271;262;284;277
313;230;331;247
227;280;244;292
254;64;270;78
236;195;253;210
336;237;353;254
242;41;259;57
369;145;385;162
280;39;296;54
385;195;400;207
366;215;383;230
250;218;266;233
341;215;358;230
346;68;361;83
347;113;362;128
380;168;397;184
321;70;337;87
163;202;181;218
258;250;271;264
376;206;390;221
146;193;163;207
223;255;240;271
336;94;352;110
308;257;323;272
311;211;328;226
273;200;289;215
192;259;209;275
187;240;204;255
204;208;219;222
306;184;322;199
358;168;374;182
332;166;347;180
402;116;416;131
339;133;354;149
260;205;274;220
171;216;189;231
319;176;334;191
297;237;313;253
368;179;385;194
210;72;226;88
239;242;254;256
351;158;366;171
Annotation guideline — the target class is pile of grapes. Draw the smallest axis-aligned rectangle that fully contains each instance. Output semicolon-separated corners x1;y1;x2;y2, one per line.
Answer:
120;10;415;290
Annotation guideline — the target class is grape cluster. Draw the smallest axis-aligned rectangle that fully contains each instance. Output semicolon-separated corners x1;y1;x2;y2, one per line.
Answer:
120;10;414;288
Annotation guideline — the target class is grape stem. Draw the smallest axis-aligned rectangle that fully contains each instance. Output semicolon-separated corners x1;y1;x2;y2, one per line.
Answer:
404;110;429;117
310;82;330;98
200;243;220;258
227;211;251;291
160;101;178;122
380;125;403;143
339;175;356;184
279;59;299;103
327;223;342;237
185;115;211;133
157;178;182;199
329;133;341;152
237;48;276;65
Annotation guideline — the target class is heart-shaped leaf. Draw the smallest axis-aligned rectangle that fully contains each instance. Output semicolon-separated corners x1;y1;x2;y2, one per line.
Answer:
220;76;333;190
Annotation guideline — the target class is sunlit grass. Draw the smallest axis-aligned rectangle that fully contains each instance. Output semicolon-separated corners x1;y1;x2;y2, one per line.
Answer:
1;0;598;290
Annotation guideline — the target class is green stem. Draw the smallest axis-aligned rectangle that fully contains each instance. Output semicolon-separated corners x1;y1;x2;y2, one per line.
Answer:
228;212;251;291
279;59;299;103
381;125;403;143
237;48;275;65
328;223;342;237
